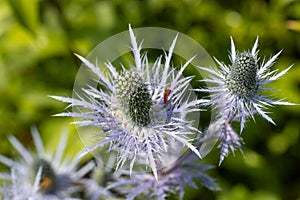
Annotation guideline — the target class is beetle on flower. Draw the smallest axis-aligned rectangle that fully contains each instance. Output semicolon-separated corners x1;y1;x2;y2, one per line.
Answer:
0;127;95;200
52;25;206;179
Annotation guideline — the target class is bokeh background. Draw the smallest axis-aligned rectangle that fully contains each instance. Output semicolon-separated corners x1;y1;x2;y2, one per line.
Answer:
0;0;299;199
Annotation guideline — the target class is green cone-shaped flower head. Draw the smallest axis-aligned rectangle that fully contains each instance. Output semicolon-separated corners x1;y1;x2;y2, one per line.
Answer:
115;71;152;127
227;52;258;97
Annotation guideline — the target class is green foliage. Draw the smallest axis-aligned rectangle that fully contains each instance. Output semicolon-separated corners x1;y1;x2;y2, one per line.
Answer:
0;0;299;199
7;0;39;34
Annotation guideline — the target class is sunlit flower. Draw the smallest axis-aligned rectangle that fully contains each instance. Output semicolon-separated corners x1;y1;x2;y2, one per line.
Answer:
107;155;219;200
197;37;294;164
0;127;95;200
52;25;204;179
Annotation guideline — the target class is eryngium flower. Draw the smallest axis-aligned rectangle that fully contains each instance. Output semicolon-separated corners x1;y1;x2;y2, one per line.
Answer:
107;155;219;200
52;25;204;179
0;127;95;200
197;37;293;164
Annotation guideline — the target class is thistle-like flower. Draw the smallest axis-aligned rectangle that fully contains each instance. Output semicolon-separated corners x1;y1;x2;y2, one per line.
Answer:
0;127;95;200
107;155;219;200
52;25;204;179
197;37;294;164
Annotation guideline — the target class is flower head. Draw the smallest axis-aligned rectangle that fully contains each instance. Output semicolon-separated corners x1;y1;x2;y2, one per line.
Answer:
52;25;204;179
115;71;153;127
0;127;95;200
197;37;294;164
226;51;258;97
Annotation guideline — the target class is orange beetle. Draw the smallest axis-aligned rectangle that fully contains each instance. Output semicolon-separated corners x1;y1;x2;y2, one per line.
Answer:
40;177;53;192
164;88;171;104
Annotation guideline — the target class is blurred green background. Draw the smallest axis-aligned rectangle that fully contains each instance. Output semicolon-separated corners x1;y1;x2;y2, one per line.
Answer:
0;0;299;199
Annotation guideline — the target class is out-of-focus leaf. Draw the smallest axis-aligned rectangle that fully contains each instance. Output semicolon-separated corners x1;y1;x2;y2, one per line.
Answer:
7;0;39;34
